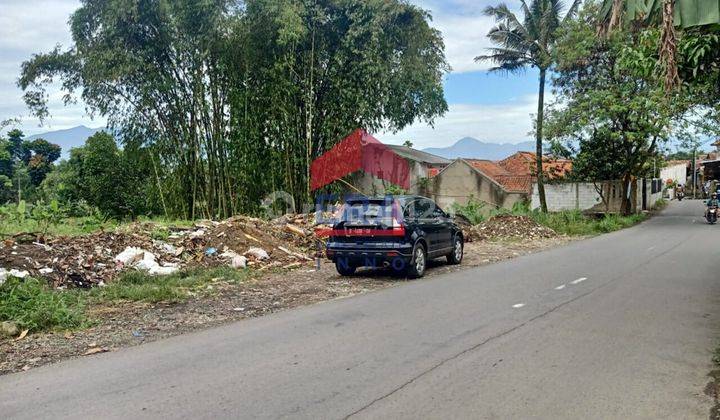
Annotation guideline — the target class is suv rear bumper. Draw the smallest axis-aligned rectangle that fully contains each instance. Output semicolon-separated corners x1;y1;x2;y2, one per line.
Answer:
326;241;413;266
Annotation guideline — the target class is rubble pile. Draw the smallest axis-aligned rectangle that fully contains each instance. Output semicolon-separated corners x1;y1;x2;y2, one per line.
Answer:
0;215;323;288
468;214;557;241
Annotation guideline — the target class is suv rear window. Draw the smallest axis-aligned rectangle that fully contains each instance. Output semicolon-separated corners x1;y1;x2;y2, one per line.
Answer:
340;200;400;226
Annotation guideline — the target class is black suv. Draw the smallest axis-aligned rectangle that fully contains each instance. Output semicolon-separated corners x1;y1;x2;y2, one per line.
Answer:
326;195;464;278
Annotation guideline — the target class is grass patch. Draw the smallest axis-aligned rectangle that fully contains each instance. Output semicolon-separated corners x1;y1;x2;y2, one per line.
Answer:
0;216;119;237
529;210;646;236
0;215;195;238
0;277;87;333
0;267;253;334
481;201;648;236
89;267;253;304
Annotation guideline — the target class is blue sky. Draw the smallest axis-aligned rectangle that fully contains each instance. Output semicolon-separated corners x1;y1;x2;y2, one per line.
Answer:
0;0;541;149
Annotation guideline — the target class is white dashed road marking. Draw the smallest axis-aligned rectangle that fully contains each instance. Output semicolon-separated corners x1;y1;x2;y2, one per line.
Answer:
570;277;587;285
555;284;566;290
512;303;526;309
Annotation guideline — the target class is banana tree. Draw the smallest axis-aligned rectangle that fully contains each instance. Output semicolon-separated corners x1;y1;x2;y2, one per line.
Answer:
601;0;720;89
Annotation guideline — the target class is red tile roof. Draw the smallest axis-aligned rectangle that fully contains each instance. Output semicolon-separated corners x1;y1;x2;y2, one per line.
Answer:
466;159;511;178
498;152;572;179
464;159;533;193
495;175;533;193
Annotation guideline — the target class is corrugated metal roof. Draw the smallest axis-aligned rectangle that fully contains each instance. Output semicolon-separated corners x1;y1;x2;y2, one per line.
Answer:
385;145;451;165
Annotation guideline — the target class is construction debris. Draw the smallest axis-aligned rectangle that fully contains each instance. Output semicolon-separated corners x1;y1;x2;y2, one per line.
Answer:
468;214;557;241
0;214;322;288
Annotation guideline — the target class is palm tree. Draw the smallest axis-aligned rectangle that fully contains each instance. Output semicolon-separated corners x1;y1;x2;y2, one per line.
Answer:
476;0;579;213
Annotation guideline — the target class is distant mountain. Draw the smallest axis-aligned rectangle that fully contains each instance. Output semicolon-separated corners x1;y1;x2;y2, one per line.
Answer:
26;125;105;158
423;137;535;160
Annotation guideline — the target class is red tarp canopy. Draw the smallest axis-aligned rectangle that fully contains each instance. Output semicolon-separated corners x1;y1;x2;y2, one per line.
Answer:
310;129;410;191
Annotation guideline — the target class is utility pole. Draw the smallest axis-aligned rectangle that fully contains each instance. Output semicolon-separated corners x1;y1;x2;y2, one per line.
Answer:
692;147;697;198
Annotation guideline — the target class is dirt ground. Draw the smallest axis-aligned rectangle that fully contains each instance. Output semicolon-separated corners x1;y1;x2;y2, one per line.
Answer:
0;236;576;375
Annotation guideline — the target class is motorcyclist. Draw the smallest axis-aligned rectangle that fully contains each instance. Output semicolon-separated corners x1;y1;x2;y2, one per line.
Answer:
675;183;685;199
708;192;720;208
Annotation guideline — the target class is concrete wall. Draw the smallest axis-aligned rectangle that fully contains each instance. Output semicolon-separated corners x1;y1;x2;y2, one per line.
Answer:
660;164;687;185
531;179;664;213
349;160;433;196
430;160;526;214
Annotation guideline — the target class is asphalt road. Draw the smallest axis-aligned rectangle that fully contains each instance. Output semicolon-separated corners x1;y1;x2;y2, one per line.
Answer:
2;200;720;419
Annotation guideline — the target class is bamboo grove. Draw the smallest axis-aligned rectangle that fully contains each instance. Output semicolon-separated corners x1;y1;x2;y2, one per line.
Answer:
18;0;449;219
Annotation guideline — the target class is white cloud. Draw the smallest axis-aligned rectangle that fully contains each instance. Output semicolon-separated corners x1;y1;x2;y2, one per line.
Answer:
379;94;542;148
0;0;95;135
0;0;77;53
429;12;496;73
0;0;525;145
417;0;515;73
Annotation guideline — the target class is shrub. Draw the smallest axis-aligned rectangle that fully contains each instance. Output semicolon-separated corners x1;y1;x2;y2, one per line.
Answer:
0;277;86;332
451;196;488;224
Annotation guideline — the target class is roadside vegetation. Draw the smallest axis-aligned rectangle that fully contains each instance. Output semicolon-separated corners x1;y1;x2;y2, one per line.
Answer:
452;198;651;236
0;267;254;334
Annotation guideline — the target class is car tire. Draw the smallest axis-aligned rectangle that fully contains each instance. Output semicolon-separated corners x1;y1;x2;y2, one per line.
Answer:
406;242;427;279
335;260;356;276
447;235;463;265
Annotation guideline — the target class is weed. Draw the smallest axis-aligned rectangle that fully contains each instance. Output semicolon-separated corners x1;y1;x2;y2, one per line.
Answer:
89;267;253;304
150;226;170;241
451;196;488;224
0;277;87;333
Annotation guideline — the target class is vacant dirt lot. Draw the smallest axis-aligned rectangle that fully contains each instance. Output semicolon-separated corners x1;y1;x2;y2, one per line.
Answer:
0;236;574;375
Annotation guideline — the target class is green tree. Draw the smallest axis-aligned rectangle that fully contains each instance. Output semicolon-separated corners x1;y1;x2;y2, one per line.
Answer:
231;0;449;210
601;0;720;90
547;6;674;214
476;0;580;213
25;139;61;186
19;0;449;219
82;132;121;217
6;129;30;163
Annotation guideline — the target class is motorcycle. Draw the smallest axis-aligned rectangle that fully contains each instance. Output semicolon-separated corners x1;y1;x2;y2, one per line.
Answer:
707;206;718;224
677;191;684;201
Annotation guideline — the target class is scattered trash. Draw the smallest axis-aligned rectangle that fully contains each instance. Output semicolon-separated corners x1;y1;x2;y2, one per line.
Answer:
154;241;178;255
9;269;29;279
0;214;320;288
189;229;206;239
149;265;179;276
283;262;302;269
231;255;247;269
15;329;29;341
246;247;270;261
1;321;19;338
134;252;158;272
83;346;108;356
114;247;146;267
